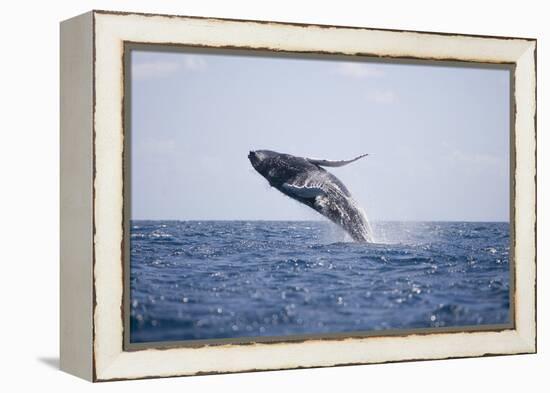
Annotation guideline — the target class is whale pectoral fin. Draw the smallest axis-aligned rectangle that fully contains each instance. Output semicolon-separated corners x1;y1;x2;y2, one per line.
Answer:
282;183;325;198
307;153;368;167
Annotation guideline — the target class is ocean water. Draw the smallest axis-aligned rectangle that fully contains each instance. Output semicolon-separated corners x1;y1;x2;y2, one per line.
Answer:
129;221;510;343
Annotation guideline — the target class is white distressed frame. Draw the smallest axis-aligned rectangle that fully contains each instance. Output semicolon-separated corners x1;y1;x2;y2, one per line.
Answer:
62;10;536;382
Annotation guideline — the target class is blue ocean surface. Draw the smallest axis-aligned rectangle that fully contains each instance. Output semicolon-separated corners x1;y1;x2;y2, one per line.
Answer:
129;221;510;343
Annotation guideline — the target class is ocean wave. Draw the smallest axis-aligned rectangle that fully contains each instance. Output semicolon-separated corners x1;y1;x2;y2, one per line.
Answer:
129;220;510;343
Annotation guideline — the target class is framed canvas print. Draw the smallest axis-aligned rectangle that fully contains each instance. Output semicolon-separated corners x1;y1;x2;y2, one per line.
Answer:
60;10;537;382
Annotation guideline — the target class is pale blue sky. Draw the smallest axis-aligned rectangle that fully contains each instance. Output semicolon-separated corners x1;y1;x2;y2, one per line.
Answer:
130;49;510;222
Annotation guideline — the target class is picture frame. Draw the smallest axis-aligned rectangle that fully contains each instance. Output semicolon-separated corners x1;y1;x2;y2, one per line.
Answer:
60;10;537;382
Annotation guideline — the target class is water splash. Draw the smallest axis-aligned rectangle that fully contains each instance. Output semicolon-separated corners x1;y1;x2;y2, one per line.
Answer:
357;204;376;243
342;194;375;243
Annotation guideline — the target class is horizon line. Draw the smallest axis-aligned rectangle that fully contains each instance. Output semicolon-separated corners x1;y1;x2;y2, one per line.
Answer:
130;218;510;223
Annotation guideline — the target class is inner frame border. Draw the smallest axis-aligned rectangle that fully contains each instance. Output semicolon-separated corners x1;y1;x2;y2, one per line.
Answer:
121;42;517;351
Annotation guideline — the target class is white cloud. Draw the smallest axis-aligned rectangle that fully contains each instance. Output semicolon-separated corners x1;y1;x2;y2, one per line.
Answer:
449;150;507;177
134;136;177;156
132;55;207;79
335;63;385;79
132;61;180;79
366;89;398;104
335;63;396;104
450;151;504;168
182;56;206;71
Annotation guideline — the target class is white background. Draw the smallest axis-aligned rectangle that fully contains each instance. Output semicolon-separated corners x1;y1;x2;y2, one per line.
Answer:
0;0;545;391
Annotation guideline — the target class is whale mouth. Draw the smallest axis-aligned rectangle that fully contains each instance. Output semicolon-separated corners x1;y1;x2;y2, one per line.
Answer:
249;150;265;168
248;151;257;165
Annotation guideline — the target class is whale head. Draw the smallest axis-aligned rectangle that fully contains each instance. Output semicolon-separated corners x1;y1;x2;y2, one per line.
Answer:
248;150;307;188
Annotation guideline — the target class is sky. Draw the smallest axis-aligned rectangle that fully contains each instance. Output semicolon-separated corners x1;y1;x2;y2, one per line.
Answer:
130;48;510;222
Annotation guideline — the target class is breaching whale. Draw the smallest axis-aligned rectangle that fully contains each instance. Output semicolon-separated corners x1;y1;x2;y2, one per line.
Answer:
248;150;373;242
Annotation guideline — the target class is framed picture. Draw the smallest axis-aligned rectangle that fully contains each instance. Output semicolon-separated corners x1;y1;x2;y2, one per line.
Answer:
60;10;537;382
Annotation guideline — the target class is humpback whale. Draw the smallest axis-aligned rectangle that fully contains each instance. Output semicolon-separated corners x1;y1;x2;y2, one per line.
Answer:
248;150;373;242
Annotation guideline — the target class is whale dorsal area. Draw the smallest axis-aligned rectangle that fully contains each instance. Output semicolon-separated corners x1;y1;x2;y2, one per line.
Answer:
306;153;369;168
